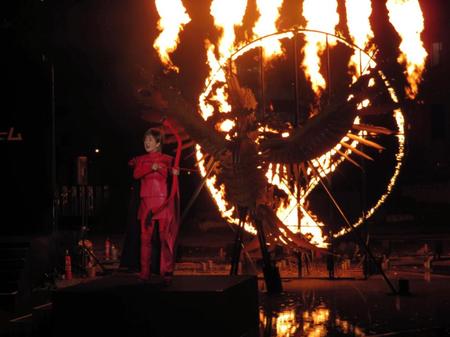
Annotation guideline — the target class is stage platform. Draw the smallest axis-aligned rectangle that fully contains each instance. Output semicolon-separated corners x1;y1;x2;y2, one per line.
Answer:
52;274;259;337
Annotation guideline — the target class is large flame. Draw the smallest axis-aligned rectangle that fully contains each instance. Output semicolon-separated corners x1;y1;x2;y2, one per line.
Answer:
386;0;428;98
195;1;254;236
201;0;248;118
345;0;376;81
252;0;284;59
153;0;191;72
301;0;340;95
210;0;248;61
195;31;405;248
151;1;421;248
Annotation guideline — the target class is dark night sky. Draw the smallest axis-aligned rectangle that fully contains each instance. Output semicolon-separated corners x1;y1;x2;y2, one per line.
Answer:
1;0;449;235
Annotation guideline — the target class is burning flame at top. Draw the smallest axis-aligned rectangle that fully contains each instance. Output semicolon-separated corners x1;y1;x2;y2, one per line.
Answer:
345;0;376;80
153;0;191;72
252;0;284;59
200;0;248;128
151;0;425;247
301;0;340;95
386;0;428;98
210;0;248;61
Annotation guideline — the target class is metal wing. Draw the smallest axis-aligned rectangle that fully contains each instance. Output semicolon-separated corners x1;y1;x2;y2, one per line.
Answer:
259;67;398;164
137;76;229;158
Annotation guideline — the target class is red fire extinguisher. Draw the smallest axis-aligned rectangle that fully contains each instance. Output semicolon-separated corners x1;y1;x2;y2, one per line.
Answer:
65;249;73;281
105;237;111;260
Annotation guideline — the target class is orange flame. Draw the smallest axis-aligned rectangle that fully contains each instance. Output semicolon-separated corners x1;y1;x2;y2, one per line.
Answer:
266;163;327;247
345;0;376;80
386;0;428;98
151;2;413;248
200;0;248;116
252;0;284;59
301;0;340;95
210;0;248;61
153;0;191;72
194;2;252;237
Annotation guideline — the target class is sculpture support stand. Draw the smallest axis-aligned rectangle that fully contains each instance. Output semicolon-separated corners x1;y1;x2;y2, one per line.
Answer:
308;161;398;295
229;208;282;294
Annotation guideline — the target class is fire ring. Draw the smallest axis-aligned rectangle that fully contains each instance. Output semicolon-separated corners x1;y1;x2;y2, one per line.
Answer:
196;28;406;246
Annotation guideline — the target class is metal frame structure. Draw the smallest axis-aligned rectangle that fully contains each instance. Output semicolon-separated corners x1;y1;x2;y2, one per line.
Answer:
195;28;404;294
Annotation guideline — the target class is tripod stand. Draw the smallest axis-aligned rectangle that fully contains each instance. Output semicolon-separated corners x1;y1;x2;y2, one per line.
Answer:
75;181;108;276
77;225;108;275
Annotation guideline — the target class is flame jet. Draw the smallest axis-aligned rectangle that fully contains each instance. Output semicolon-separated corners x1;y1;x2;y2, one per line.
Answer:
301;0;340;95
153;0;191;72
386;0;428;98
252;0;284;59
345;0;376;80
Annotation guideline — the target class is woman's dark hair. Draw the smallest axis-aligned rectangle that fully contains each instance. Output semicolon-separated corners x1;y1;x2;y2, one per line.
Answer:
143;128;163;151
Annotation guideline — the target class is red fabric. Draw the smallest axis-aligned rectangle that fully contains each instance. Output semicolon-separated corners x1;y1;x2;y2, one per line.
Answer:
139;219;174;279
133;152;173;221
161;119;182;255
132;150;178;278
133;152;172;197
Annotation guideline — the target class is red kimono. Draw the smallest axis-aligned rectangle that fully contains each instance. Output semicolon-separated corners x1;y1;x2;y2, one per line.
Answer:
132;151;178;279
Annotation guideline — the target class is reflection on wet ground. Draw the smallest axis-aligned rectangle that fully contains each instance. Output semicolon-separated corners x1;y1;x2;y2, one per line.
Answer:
260;292;365;337
259;272;450;336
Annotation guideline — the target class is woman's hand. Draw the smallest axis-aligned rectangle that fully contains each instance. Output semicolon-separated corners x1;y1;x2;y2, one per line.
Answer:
172;168;179;176
152;163;160;171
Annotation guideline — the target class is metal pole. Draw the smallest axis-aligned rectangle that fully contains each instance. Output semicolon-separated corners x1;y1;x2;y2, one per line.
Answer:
358;49;368;246
293;31;302;233
359;49;363;76
326;34;332;104
180;158;217;223
308;161;398;294
51;64;58;234
230;215;245;275
294;30;300;125
259;46;266;118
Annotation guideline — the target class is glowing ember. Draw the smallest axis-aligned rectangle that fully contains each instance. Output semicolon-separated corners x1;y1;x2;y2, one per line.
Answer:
252;0;284;59
386;0;428;98
218;119;235;132
301;0;340;95
153;0;191;72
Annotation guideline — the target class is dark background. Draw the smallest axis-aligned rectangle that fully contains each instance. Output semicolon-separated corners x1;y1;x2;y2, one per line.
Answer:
1;0;449;237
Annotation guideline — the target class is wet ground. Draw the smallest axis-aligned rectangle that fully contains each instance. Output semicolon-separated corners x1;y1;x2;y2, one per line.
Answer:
259;272;450;336
3;231;450;336
3;270;450;336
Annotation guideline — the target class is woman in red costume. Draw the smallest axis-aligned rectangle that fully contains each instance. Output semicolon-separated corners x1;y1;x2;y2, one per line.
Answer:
130;128;179;281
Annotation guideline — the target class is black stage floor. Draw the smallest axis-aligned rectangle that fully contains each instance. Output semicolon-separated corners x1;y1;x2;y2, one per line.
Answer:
52;274;259;337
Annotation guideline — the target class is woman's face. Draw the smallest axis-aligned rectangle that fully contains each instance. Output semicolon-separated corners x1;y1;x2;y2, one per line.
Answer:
144;135;159;153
